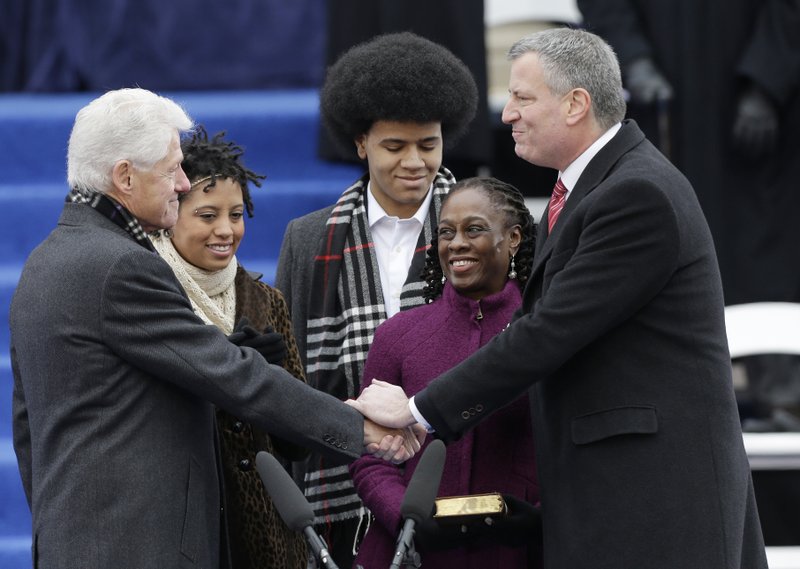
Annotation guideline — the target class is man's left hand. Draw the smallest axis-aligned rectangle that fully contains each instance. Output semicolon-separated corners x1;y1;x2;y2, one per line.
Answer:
346;379;416;428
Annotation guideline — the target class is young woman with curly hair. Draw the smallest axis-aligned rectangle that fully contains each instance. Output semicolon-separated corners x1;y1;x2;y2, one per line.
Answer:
152;127;309;569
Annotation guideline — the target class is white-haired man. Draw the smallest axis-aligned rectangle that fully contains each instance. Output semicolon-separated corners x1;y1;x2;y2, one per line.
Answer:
10;88;418;569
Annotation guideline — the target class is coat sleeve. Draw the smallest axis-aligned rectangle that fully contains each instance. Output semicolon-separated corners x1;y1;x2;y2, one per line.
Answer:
100;247;365;461
10;343;32;507
260;282;311;462
417;177;681;441
349;322;409;532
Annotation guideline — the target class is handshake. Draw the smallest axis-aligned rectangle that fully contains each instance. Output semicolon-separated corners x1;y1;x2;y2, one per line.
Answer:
346;379;423;464
229;318;423;464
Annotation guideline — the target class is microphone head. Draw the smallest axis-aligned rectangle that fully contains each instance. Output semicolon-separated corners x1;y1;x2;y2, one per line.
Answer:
255;451;315;531
400;439;446;523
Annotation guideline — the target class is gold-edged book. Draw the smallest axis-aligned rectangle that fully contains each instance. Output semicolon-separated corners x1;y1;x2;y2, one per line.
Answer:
433;492;507;524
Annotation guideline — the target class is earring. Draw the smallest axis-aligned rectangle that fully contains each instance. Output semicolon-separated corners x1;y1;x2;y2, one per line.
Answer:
508;254;517;280
163;228;173;239
441;275;446;284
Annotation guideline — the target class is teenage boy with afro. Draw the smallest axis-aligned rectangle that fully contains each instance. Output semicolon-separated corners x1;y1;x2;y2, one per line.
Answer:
275;31;478;567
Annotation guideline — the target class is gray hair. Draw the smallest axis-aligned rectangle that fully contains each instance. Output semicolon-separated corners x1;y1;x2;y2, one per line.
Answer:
67;88;194;193
508;27;626;130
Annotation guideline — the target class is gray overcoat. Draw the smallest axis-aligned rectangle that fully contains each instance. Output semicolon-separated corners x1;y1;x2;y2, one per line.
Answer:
10;203;364;568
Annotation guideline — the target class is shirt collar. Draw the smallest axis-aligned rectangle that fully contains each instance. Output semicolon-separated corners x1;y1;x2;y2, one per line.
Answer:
559;122;622;194
366;180;433;228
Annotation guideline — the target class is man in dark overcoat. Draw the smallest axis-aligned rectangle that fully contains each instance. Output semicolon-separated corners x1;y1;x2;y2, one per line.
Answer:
350;28;768;569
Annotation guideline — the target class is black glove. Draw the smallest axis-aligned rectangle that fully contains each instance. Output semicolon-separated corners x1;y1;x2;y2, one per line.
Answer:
228;317;287;366
732;84;779;160
624;57;673;104
414;515;477;552
481;494;542;548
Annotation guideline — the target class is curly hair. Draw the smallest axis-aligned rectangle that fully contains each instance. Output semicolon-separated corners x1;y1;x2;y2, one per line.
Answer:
320;31;479;156
422;177;537;303
179;126;265;217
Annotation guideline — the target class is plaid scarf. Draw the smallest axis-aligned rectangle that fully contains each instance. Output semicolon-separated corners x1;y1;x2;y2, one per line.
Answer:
303;168;455;527
66;187;156;252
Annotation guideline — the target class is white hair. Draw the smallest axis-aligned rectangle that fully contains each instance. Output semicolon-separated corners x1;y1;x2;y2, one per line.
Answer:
67;88;193;193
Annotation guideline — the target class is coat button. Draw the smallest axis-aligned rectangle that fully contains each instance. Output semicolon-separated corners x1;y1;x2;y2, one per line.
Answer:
475;404;484;413
238;459;252;471
461;411;471;420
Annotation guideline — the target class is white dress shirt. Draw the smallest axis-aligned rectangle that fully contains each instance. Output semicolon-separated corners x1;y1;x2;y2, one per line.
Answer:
367;183;433;317
558;122;621;198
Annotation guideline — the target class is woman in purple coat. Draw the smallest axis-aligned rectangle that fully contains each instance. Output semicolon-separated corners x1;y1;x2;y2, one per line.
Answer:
350;177;541;568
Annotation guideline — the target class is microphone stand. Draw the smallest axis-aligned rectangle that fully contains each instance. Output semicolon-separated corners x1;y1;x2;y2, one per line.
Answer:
303;526;338;569
389;519;422;569
399;540;421;569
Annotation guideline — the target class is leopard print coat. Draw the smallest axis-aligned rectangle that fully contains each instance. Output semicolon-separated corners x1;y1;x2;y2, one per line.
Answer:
216;266;309;569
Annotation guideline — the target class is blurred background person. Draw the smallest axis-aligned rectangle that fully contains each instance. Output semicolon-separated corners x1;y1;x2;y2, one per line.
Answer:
350;177;541;569
150;127;308;569
275;32;479;567
577;4;800;542
576;0;800;304
577;0;800;425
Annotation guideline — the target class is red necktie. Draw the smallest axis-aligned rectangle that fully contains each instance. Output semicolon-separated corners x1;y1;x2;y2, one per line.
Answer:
548;178;568;233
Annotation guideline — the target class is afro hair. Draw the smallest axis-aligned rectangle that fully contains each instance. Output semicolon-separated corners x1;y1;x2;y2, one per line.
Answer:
320;31;478;157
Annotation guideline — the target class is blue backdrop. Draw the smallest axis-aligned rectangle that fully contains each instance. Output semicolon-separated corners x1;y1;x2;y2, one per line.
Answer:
0;0;326;92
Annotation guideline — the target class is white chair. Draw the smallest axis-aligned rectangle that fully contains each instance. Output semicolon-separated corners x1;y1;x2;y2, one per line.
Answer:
725;302;800;468
725;302;800;360
725;302;800;565
725;302;800;470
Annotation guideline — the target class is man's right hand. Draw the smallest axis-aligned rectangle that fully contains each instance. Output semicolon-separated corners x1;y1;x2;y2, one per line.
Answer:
362;418;425;464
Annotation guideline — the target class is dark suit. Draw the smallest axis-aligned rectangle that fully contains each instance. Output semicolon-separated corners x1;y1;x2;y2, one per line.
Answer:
415;121;767;568
10;203;364;568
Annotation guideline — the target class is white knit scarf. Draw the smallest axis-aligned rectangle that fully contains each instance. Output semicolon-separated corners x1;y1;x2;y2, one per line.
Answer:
151;233;238;334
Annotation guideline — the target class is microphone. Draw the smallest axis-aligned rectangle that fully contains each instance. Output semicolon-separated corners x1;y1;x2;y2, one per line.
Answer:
390;439;446;569
255;451;338;569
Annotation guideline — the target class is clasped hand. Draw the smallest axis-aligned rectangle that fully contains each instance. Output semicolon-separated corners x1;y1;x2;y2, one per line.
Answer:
346;379;417;428
362;419;426;464
347;379;425;463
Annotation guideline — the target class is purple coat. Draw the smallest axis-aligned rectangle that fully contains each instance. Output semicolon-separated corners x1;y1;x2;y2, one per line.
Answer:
350;281;539;568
